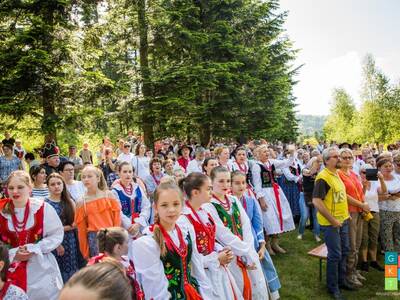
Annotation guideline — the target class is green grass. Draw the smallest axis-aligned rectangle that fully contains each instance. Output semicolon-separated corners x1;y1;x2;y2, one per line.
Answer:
273;230;398;300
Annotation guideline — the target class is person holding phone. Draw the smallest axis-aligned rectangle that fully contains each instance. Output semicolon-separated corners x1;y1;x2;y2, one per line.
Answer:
377;158;400;252
312;147;352;300
359;163;386;272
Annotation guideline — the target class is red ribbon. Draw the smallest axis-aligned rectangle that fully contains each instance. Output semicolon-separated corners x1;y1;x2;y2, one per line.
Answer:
158;224;203;300
0;280;11;299
272;183;283;232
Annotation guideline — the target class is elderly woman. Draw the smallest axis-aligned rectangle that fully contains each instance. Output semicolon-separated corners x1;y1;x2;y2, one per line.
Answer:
337;148;370;287
359;163;386;272
377;158;400;253
251;144;296;255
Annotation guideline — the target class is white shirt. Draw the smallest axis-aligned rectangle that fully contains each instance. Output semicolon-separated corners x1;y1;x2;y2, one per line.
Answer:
379;175;400;212
66;181;86;202
186;159;204;175
117;152;135;163
118;153;149;180
364;181;380;212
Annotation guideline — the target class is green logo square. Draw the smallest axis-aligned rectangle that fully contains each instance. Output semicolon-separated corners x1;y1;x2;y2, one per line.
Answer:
385;278;398;291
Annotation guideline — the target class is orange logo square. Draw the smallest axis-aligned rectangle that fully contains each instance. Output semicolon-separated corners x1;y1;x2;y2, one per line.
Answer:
385;265;398;278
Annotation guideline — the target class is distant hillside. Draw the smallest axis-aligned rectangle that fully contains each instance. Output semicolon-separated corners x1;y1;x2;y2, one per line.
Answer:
297;114;326;136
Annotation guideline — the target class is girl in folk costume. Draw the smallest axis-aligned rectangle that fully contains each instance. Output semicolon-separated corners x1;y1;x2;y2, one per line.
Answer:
178;172;253;300
202;158;218;177
0;171;63;300
88;228;144;300
60;259;133;300
144;158;165;199
281;152;303;222
251;145;295;255
130;182;213;300
231;147;255;197
75;166;121;260
231;171;281;300
45;173;83;283
112;162;151;238
203;166;269;300
215;146;232;171
0;241;28;300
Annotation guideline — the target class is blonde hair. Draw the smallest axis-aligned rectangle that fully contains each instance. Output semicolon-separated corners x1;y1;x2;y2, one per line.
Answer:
253;145;268;160
3;170;32;215
82;165;108;191
214;146;229;158
153;183;183;257
338;148;353;158
62;258;131;300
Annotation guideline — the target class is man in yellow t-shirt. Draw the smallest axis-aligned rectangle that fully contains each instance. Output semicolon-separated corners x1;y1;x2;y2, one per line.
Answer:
312;147;353;300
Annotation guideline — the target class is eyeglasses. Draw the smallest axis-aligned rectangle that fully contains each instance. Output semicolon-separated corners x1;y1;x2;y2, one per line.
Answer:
340;156;353;160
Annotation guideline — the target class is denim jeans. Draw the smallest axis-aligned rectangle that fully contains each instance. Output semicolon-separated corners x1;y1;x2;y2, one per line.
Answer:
298;192;320;236
320;219;350;294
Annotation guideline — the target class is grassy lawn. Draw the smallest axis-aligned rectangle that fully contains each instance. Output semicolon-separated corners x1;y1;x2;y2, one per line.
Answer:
273;230;398;300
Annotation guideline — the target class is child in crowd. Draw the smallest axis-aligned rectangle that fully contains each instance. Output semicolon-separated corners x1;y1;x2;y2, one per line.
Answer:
45;173;83;282
59;259;132;300
75;166;121;259
0;170;63;299
231;171;281;300
130;182;213;299
204;166;269;300
0;241;28;299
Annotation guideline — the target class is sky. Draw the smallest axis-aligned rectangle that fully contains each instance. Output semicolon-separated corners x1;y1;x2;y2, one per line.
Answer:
279;0;400;116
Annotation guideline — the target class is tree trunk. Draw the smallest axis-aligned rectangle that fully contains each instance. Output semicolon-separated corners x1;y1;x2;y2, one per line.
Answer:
137;0;154;150
42;91;57;143
199;122;211;147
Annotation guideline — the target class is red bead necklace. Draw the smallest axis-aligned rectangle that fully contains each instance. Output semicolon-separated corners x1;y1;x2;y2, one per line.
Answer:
212;193;231;211
158;223;187;259
10;200;30;245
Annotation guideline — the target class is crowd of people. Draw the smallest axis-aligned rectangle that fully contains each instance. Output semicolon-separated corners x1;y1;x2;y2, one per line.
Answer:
0;131;399;300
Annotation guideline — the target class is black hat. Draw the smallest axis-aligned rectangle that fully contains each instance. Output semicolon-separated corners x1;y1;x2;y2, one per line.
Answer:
338;142;351;149
178;144;193;156
42;142;60;158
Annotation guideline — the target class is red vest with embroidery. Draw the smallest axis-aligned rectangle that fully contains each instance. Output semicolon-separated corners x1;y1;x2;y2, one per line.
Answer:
186;212;216;255
0;203;44;247
0;200;44;292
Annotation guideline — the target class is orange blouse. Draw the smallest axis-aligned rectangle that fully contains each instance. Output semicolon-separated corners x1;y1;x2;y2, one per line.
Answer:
75;194;121;259
338;170;364;213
